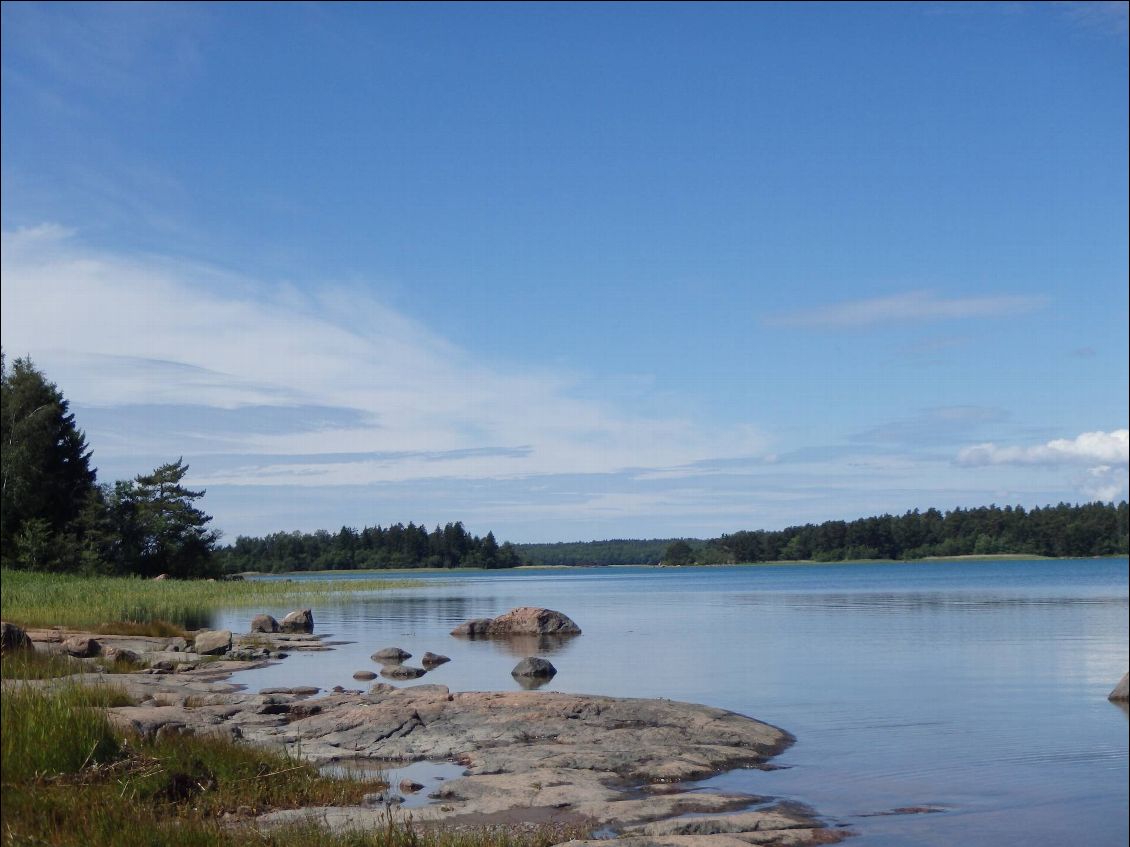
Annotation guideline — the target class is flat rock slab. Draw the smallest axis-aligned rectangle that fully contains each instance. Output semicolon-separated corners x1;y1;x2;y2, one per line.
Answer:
15;642;841;846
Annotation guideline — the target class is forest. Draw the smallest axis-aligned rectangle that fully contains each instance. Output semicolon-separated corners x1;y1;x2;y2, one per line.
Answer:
1;355;221;579
216;523;520;573
698;501;1129;564
5;354;1127;577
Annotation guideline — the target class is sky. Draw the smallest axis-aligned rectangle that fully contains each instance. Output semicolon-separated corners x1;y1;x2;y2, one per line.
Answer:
1;1;1127;543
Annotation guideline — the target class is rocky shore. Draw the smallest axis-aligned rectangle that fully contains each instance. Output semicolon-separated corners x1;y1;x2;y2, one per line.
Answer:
5;619;848;846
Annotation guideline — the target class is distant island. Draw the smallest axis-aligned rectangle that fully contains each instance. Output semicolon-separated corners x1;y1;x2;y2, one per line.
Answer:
214;501;1128;573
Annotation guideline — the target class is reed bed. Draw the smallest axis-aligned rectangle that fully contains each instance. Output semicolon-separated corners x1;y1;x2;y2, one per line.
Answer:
0;569;416;631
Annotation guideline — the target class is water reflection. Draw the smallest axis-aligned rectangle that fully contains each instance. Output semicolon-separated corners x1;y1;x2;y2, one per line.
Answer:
217;559;1128;847
454;632;579;657
514;675;553;690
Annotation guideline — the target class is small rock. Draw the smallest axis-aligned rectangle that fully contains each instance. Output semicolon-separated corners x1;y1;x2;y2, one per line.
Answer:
372;647;411;663
1109;672;1129;702
165;637;188;652
103;646;141;664
421;652;450;668
250;614;279;633
353;670;378;680
279;609;314;633
362;791;404;807
511;657;557;679
399;778;425;793
270;651;288;659
60;636;101;658
193;630;232;655
380;665;427;680
1;621;33;652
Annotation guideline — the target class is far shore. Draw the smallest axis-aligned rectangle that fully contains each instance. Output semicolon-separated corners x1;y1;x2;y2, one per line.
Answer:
237;552;1128;579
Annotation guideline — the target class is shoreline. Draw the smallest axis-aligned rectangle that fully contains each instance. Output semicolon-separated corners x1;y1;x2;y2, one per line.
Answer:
8;622;848;846
240;553;1127;578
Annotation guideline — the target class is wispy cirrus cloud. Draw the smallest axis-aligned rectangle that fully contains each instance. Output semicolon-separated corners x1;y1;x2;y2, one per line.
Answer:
768;290;1048;329
0;225;768;494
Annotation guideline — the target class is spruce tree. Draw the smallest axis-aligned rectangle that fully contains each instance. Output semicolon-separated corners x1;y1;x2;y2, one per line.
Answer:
1;354;97;566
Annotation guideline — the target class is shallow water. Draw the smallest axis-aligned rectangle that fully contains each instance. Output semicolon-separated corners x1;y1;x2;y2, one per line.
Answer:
212;558;1129;846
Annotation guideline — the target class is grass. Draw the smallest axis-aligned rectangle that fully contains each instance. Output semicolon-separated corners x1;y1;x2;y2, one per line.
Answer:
0;569;417;631
0;681;133;782
0;682;585;847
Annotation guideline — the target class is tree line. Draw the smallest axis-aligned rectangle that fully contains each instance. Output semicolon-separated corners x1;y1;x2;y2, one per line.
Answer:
216;522;520;572
2;355;219;578
660;502;1129;565
512;538;704;566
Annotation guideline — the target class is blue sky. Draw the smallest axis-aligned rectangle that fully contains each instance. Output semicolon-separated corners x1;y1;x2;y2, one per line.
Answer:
2;2;1127;542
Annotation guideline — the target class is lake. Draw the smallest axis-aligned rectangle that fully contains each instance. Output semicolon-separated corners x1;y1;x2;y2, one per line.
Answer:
212;558;1129;846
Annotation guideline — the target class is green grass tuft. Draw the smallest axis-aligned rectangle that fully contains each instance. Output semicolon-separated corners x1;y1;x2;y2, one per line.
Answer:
1;682;131;782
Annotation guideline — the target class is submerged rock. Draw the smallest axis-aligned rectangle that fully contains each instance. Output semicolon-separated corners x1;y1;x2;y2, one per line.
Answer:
1109;672;1129;701
511;656;557;679
379;664;427;680
371;647;411;663
451;607;581;638
353;670;378;681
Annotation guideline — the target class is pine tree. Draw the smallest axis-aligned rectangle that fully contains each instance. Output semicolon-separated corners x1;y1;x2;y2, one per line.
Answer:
108;459;220;578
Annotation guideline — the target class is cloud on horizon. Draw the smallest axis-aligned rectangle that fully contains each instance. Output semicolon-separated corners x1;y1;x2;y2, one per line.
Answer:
957;429;1129;468
768;290;1048;329
956;429;1129;504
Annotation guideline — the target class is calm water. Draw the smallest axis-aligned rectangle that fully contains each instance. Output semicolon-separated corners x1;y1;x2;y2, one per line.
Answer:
212;559;1129;846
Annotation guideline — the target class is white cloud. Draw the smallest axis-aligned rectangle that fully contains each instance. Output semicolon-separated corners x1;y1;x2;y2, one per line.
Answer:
957;430;1129;467
769;290;1047;329
0;226;768;488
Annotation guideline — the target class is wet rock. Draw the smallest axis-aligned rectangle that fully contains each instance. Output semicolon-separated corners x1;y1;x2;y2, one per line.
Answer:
193;630;232;655
451;607;581;637
280;609;314;633
450;618;494;636
251;614;279;633
362;791;403;807
511;657;557;679
1110;672;1129;701
353;670;378;681
421;652;450;668
1;621;33;652
372;647;412;663
399;778;425;793
61;636;101;658
380;665;427;680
